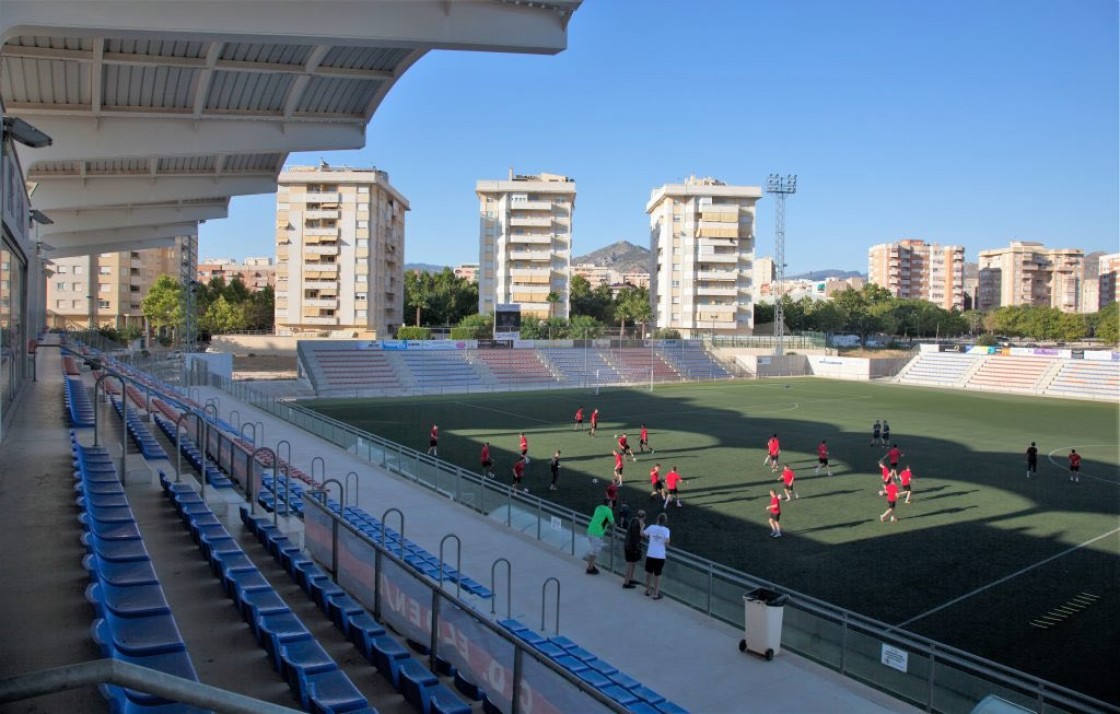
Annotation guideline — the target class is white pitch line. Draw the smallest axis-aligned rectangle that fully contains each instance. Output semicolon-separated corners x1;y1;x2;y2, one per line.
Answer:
1045;445;1120;486
895;526;1120;629
453;401;552;425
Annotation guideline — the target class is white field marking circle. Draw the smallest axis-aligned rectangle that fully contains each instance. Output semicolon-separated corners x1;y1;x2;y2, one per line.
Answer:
1046;445;1120;486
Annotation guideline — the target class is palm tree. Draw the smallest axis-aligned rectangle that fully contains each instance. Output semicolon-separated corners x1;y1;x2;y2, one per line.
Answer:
546;291;561;320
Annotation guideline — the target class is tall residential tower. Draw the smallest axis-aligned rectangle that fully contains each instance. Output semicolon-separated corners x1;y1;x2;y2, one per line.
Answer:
977;241;1084;312
476;171;575;320
275;165;408;337
868;239;966;310
646;176;760;337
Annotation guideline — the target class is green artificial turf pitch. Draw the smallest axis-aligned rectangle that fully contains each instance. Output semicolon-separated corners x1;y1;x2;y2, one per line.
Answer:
304;379;1120;703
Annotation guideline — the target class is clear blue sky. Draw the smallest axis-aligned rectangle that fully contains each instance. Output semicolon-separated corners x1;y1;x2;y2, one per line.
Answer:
200;0;1119;274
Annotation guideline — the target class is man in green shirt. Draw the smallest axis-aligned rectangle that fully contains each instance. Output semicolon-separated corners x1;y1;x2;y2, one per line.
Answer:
585;499;615;574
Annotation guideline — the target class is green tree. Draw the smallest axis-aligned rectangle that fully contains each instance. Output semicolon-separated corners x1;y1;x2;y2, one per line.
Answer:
614;285;652;338
223;275;251;305
1094;302;1118;344
201;295;247;334
244;285;275;331
142;275;183;335
569;314;604;339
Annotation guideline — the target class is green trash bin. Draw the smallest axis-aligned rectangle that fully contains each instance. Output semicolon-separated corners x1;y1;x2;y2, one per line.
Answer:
739;587;788;660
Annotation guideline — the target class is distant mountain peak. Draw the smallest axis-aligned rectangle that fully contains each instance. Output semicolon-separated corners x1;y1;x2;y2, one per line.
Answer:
573;241;650;273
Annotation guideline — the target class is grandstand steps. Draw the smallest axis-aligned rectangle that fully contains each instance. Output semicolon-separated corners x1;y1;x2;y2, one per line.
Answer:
1036;359;1066;392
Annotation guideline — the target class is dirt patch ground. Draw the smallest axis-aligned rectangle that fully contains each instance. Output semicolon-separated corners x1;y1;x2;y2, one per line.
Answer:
232;353;298;380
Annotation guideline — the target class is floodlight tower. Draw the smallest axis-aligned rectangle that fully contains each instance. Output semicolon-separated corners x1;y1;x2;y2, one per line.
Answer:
178;234;198;349
765;173;797;356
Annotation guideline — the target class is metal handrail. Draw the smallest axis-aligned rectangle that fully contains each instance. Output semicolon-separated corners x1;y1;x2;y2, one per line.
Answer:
0;659;298;714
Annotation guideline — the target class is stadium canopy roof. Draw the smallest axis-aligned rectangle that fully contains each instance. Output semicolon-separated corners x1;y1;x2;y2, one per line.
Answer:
1;0;580;258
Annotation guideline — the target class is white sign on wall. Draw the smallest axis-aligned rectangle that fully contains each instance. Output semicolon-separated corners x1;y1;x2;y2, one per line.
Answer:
881;644;909;673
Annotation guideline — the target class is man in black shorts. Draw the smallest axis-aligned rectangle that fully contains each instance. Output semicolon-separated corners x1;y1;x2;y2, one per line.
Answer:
549;450;561;491
870;419;881;447
1026;442;1038;478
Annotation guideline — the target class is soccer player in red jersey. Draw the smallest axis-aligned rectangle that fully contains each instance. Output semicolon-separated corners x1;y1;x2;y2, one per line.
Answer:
648;463;664;500
605;481;619;510
664;466;683;508
886;443;904;471
815;440;832;476
518;432;530;464
589;408;600;437
878;459;896;487
779;464;798;501
898;465;914;504
767;489;783;538
480;442;494;478
617;433;636;461
612;449;625;485
764;434;780;472
427;425;439;457
512;457;526;489
880;481;899;522
639;424;653;453
574;407;584;431
1068;449;1081;483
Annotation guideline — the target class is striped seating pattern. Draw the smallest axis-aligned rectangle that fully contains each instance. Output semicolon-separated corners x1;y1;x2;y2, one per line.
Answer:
897;353;979;386
965;355;1054;392
1045;359;1120;399
472;350;556;386
658;344;731;379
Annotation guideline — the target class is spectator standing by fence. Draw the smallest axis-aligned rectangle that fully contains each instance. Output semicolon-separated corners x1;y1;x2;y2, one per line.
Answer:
585;499;615;575
643;512;671;599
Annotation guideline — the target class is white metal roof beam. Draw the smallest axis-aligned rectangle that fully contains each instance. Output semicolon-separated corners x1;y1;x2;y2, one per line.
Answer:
18;117;365;163
2;45;396;80
30;174;278;211
283;44;330;119
1;1;578;54
41;202;228;235
45;224;196;258
193;42;223;120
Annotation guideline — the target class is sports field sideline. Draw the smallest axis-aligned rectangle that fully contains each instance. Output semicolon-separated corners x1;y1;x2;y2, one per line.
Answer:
305;378;1120;704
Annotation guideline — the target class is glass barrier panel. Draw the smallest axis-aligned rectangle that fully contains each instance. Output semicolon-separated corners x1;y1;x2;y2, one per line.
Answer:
931;659;1046;714
841;627;928;709
519;649;617;714
779;606;844;670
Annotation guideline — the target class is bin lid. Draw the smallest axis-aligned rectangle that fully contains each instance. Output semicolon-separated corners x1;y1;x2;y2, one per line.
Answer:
745;588;788;606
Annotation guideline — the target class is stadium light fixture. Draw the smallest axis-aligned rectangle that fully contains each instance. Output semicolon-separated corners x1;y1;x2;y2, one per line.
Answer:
2;116;53;148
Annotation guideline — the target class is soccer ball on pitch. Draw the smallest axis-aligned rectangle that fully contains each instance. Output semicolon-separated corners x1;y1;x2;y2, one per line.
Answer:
592;478;599;484
878;490;885;497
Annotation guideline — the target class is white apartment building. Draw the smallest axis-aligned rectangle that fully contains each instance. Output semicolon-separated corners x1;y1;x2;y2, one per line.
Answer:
752;256;775;305
977;241;1084;313
646;176;760;337
275;165;408;337
46;243;186;331
476;171;575;320
868;239;966;311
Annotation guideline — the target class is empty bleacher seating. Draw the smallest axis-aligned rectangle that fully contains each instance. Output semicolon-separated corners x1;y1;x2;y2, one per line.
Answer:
472;350;557;387
1044;359;1120;400
964;355;1055;393
897;352;980;386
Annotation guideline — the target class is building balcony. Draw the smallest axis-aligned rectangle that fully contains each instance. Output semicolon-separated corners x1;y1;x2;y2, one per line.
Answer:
302;298;337;307
510;200;553;211
303;227;338;237
508;250;551;261
696;285;739;296
304;192;340;203
303;262;339;273
303;209;338;220
303;245;339;256
302;280;338;290
507;233;552;245
698;252;740;264
697;270;738;281
509;215;553;228
301;316;338;325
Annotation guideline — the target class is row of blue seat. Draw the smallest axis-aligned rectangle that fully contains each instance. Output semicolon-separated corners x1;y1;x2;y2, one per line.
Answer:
338;506;493;600
152;414;233;488
72;434;204;714
498;618;686;714
157;471;374;713
239;506;471;714
65;375;95;427
109;396;169;461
